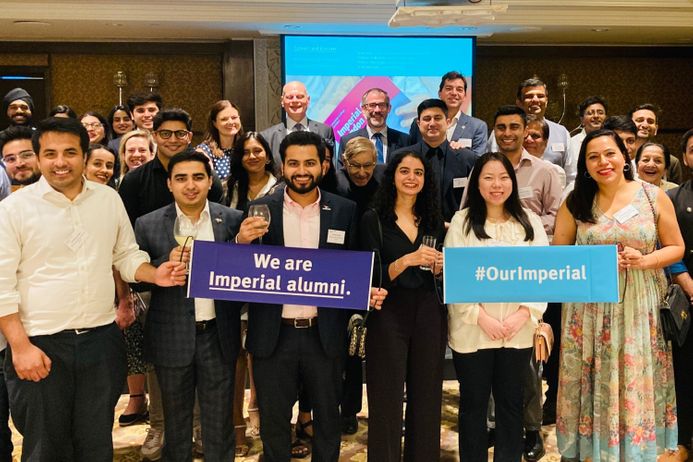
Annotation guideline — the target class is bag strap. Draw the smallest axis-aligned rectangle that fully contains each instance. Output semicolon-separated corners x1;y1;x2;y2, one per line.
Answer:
641;183;670;294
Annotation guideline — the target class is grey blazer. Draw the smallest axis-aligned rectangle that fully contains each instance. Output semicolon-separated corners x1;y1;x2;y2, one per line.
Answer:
260;119;335;165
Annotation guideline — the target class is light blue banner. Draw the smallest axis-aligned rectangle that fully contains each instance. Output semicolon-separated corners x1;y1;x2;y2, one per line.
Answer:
443;245;619;303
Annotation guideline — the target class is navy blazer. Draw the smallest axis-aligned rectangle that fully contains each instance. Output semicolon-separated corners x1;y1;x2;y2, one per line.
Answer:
245;188;358;359
390;140;476;222
260;119;335;166
337;127;409;164
408;112;488;156
134;202;244;368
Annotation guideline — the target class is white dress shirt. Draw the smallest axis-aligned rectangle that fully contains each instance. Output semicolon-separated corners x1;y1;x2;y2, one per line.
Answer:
366;126;389;162
0;177;150;336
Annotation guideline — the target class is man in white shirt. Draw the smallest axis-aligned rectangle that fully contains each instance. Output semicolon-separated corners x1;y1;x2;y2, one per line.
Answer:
566;96;608;190
0;117;186;462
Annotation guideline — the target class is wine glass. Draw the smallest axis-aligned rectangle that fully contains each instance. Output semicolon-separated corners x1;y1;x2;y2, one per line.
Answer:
248;204;271;244
173;215;198;272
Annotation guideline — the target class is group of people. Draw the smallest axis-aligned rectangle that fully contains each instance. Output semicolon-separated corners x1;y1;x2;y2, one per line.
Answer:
0;68;690;462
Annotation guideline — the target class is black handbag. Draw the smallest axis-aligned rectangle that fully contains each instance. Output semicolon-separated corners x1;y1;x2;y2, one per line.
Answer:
643;184;691;347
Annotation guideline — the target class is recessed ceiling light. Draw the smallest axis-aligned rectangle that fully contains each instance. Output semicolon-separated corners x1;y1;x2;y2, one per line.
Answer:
13;20;51;26
110;23;124;27
591;28;609;32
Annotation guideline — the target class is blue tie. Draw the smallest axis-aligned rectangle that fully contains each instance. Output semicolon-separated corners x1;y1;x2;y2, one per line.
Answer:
373;132;384;163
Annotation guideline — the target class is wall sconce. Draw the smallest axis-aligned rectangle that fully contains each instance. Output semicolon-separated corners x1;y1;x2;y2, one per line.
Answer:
144;73;160;93
113;70;128;105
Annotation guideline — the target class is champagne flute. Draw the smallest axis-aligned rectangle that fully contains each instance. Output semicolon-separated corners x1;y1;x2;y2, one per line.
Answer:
173;215;198;272
248;204;271;244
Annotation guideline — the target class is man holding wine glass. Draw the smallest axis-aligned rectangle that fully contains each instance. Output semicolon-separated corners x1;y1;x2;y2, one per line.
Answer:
133;149;244;461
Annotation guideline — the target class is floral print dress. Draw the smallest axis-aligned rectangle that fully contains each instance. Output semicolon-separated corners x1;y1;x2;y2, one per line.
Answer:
556;182;677;461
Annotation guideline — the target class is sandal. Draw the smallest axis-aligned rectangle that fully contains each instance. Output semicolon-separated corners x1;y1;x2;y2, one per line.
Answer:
290;439;310;459
118;393;149;426
247;407;260;437
295;419;314;440
235;424;250;457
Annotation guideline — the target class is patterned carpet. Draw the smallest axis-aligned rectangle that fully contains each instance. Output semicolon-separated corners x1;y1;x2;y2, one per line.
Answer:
9;381;562;461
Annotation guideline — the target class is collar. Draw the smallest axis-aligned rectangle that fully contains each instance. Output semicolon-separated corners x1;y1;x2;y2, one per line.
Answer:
367;125;387;138
37;175;92;203
174;200;211;224
287;118;309;131
283;186;321;210
515;149;537;170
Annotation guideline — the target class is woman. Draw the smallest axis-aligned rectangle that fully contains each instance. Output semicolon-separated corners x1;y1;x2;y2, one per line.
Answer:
108;104;135;139
197;100;243;182
360;150;445;462
320;138;338;194
117;129;155;184
668;129;693;460
445;152;548;461
554;129;685;461
636;142;678;191
85;144;116;185
80;111;110;145
227;131;277;210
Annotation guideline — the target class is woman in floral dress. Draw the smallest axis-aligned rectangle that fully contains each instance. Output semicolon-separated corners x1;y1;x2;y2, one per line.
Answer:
553;129;685;461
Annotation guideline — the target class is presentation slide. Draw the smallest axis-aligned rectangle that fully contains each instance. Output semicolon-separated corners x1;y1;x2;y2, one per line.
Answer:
282;35;475;145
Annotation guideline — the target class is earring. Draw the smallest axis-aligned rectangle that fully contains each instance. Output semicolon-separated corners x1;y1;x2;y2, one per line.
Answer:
623;163;631;172
583;171;593;179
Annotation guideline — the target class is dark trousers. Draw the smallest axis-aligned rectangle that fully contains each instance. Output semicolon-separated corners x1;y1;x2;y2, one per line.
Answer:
0;350;13;462
673;322;693;447
155;325;236;462
542;302;562;407
254;324;343;462
5;323;126;462
453;347;532;462
366;287;446;462
340;354;363;417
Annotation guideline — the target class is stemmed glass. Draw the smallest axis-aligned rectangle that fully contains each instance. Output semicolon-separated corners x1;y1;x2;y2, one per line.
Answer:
248;204;271;244
173;215;198;272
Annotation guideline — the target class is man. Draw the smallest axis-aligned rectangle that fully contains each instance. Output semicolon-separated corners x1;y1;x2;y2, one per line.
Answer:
260;81;335;166
337;88;409;164
0;125;41;189
0;117;185;461
393;98;476;223
408;71;488;156
128;92;163;132
629;103;683;184
119;107;222;460
2;88;33;129
523;115;566;190
603;115;638;160
240;131;357;462
134;149;243;461
566;96;607;185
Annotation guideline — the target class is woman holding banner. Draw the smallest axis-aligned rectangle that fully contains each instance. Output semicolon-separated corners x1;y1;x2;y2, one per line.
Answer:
553;129;684;462
359;150;445;462
445;152;548;462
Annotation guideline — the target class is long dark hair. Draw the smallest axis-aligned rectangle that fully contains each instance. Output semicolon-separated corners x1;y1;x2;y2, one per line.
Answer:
228;131;276;210
107;104;132;138
79;111;111;143
202;100;244;158
566;128;634;223
463;152;534;241
371;151;442;235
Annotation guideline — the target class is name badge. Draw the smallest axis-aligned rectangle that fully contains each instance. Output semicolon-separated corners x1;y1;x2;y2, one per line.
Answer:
459;138;472;148
518;186;534;199
453;177;468;189
327;229;346;245
67;229;86;252
613;205;639;224
552;143;565;152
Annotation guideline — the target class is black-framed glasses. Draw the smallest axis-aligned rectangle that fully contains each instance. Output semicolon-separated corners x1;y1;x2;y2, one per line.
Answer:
156;129;190;140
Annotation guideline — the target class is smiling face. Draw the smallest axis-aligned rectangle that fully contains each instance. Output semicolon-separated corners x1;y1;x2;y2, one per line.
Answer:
6;99;31;126
131;102;159;130
438;78;466;115
2;138;40;184
523;121;548;158
494;114;527;156
394;154;425;199
241;138;269;175
518;85;548;117
346;150;377;187
214;105;242;139
584;135;627;186
153;121;191;160
632;109;658;140
167;159;212;213
417;107;449;146
85;148;115;185
123;135;153;171
282;144;322;197
112;109;134;136
81;115;106;144
361;90;390;130
581;103;606;134
478;159;513;209
37;131;85;200
281;82;310;123
637;145;667;186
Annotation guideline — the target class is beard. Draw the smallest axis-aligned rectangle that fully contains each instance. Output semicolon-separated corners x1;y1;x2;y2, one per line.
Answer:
284;172;322;195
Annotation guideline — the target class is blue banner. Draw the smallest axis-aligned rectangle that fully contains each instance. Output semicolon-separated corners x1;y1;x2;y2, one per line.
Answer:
443;245;619;303
187;241;374;310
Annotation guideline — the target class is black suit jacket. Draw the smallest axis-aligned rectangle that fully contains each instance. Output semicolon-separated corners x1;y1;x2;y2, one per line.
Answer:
391;140;476;222
134;202;244;367
245;188;358;359
337;127;409;164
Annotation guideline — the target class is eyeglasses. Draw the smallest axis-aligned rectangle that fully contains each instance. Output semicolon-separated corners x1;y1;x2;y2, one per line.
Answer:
362;102;388;110
525;133;543;140
82;122;103;130
346;161;376;171
3;151;35;164
155;129;190;140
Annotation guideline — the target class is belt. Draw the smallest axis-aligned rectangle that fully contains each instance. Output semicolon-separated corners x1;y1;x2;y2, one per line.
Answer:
195;318;216;334
58;322;113;336
281;317;317;329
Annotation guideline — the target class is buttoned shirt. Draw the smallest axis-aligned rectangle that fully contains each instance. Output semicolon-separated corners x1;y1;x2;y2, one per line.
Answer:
366;126;388;161
513;150;563;235
281;188;320;319
446;110;462;142
0;177;150;336
174;202;216;321
287;118;309;133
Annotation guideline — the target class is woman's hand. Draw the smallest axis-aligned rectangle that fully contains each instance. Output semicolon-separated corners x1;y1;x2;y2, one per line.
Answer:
431;251;444;276
477;307;505;341
369;287;388;310
501;306;530;341
618;245;645;270
406;245;440;270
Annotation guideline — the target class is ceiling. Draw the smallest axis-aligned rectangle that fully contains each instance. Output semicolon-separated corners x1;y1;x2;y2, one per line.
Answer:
1;0;692;45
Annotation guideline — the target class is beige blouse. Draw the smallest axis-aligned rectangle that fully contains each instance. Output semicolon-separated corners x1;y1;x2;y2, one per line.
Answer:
444;208;549;353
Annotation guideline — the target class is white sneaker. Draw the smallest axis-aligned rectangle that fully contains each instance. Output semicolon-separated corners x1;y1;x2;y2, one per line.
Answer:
141;427;164;461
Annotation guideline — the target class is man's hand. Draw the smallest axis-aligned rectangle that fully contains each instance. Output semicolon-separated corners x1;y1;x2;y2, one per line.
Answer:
154;261;187;287
115;296;136;329
12;341;51;382
169;245;190;264
236;216;269;244
369;287;388;310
